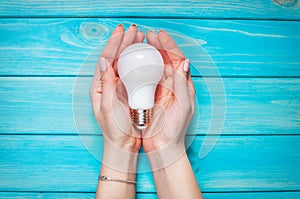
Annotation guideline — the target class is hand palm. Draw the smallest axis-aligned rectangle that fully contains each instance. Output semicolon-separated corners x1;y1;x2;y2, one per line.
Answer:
90;24;144;153
142;30;195;158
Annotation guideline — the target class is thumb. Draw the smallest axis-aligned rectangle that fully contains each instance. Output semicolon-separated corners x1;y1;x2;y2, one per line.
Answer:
156;76;174;107
174;59;190;103
100;64;117;111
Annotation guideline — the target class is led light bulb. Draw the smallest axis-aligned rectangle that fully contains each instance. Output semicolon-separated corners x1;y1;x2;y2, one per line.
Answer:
117;43;164;130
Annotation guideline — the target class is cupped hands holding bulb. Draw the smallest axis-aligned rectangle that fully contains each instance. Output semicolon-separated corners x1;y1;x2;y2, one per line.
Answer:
90;24;202;199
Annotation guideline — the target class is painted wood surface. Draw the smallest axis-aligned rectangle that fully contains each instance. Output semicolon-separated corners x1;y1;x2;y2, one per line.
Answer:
0;77;299;135
0;0;300;19
0;19;300;76
0;0;299;198
1;135;300;192
1;192;300;199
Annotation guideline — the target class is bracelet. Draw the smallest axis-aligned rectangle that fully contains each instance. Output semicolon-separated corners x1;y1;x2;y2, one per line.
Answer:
98;175;136;184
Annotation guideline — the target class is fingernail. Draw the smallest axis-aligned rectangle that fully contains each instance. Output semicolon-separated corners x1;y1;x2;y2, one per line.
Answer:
158;29;166;33
117;24;124;30
183;59;190;72
130;24;137;31
131;24;137;27
99;57;107;72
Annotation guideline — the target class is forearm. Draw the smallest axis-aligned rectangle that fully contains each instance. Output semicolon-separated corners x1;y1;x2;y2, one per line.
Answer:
150;152;203;199
96;144;138;199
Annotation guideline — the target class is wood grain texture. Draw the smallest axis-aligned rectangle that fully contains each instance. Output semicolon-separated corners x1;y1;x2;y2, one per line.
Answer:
0;0;299;19
0;1;299;197
1;192;300;199
0;192;155;199
0;135;300;192
0;135;299;192
0;19;299;76
0;77;299;135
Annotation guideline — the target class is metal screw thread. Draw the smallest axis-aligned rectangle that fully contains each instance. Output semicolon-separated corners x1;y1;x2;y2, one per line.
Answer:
130;108;152;129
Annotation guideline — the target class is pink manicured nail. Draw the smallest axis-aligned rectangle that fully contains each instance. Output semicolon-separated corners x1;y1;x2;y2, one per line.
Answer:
99;57;107;72
183;59;190;72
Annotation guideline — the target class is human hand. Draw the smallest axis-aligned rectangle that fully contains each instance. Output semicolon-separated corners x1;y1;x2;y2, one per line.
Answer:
90;24;144;171
142;30;195;169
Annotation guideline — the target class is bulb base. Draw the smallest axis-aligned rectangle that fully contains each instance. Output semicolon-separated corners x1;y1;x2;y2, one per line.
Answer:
130;108;152;130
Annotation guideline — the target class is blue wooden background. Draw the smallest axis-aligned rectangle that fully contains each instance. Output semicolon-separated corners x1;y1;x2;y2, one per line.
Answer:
1;1;300;198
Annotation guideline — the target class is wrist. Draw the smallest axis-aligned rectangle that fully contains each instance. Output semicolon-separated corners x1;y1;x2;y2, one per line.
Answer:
146;142;186;171
100;163;137;182
102;141;139;174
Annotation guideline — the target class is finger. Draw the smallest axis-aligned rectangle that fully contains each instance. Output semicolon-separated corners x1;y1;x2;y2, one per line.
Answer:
100;65;117;112
187;77;196;113
146;30;172;79
114;24;138;74
116;24;138;58
116;79;128;105
158;30;189;104
185;60;195;94
146;30;174;107
185;60;196;110
90;69;101;114
158;30;185;70
100;24;124;68
174;59;190;105
90;61;102;99
187;75;195;101
146;30;162;50
155;76;174;106
90;56;108;115
134;31;145;43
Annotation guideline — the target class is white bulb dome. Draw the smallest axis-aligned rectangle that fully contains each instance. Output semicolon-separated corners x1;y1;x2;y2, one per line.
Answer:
117;43;164;129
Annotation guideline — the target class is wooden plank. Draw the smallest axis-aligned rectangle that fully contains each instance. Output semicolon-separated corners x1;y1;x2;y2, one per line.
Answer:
0;192;300;199
0;192;158;199
0;77;299;135
0;0;299;20
0;135;299;192
204;192;300;199
0;19;299;76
